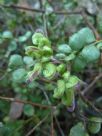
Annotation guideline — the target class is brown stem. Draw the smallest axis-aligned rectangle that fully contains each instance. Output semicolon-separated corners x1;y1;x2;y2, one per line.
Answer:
0;96;55;109
82;73;102;96
81;10;100;40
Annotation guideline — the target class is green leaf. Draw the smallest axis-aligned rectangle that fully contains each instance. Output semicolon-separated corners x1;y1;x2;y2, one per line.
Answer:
69;122;89;136
43;62;56;80
80;45;100;62
23;104;34;117
57;44;72;54
23;56;34;67
12;68;27;83
18;31;31;42
25;46;42;58
57;64;66;74
9;54;23;68
8;40;17;52
26;62;42;83
2;31;13;39
65;53;76;62
53;80;66;98
72;56;87;72
87;117;102;134
78;27;95;44
66;76;80;88
55;53;66;60
69;33;84;51
62;71;70;81
42;46;53;56
32;32;51;48
69;27;95;51
62;88;74;107
97;42;102;50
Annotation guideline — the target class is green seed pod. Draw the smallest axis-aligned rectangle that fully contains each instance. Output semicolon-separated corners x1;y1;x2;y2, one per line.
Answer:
57;44;72;54
56;64;66;74
87;117;102;134
80;44;100;62
53;80;66;98
43;62;56;80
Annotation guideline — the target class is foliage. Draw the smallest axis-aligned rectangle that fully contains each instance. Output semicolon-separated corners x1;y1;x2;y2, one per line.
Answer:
0;0;102;136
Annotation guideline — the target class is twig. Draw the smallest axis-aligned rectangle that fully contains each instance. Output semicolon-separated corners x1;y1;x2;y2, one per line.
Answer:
39;86;65;136
39;0;48;37
0;4;100;40
50;111;54;136
0;4;45;13
0;4;81;15
82;73;102;96
25;114;49;136
81;10;100;40
77;90;102;113
0;96;54;109
54;116;65;136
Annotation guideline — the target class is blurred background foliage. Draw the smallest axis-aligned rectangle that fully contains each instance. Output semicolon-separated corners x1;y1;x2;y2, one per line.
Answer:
0;0;102;136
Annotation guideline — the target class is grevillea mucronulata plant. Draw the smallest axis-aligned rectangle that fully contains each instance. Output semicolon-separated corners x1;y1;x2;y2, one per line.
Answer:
25;27;102;134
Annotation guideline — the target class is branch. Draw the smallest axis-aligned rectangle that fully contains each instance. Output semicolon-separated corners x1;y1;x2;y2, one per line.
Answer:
82;73;102;96
81;10;100;40
0;4;81;15
25;114;49;136
0;4;100;40
0;4;45;13
0;96;55;109
77;89;102;113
